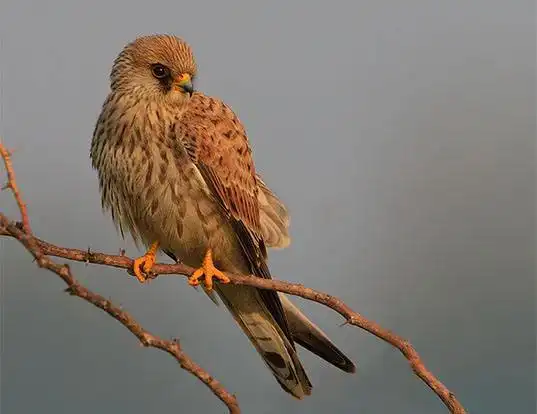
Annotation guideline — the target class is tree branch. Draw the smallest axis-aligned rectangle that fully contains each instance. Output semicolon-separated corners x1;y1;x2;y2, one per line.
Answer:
0;140;467;413
0;144;31;233
0;140;240;414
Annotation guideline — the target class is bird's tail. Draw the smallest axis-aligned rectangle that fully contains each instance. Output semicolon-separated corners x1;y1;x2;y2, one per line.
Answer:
279;295;356;373
215;283;312;398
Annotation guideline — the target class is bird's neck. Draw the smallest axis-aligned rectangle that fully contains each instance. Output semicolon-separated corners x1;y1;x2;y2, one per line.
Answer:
113;89;189;113
112;91;190;127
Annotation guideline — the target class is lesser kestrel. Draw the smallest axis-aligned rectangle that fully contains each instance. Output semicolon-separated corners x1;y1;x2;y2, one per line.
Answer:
90;34;355;398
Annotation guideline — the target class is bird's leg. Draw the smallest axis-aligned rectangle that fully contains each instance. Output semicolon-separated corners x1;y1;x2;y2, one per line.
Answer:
188;248;230;291
133;241;160;283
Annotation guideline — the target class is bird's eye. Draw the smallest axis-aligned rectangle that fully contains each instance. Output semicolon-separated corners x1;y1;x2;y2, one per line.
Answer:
151;64;170;79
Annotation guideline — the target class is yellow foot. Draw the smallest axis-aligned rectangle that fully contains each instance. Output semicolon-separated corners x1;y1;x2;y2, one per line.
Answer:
133;241;159;283
188;248;230;291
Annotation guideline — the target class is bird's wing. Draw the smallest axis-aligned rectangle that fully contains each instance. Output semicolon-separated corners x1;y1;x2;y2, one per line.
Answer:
256;174;291;249
173;92;292;341
176;93;261;232
172;93;312;397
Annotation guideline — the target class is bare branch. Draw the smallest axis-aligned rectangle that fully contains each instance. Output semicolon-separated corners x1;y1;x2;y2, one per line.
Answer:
0;143;31;233
0;141;240;414
0;140;467;414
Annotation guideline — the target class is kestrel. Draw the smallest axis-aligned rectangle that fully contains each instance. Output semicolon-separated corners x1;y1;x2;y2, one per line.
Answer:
90;34;355;398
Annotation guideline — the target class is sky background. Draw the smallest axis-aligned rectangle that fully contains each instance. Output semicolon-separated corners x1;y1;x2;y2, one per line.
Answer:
0;1;535;413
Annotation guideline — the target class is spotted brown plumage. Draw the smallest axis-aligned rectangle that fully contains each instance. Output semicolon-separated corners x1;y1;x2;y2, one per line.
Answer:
177;94;261;234
90;34;355;399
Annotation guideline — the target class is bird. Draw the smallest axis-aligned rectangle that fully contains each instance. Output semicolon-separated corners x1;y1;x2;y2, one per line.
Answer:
90;34;355;398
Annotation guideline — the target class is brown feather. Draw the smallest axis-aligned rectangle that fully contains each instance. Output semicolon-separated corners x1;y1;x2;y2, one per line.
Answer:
175;93;261;234
174;93;293;342
256;175;291;249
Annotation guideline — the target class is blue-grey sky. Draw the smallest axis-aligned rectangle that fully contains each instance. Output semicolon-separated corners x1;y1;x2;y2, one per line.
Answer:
0;1;535;413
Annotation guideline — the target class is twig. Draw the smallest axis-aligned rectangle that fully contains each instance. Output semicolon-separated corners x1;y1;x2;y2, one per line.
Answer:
0;141;31;233
0;141;467;414
0;141;240;414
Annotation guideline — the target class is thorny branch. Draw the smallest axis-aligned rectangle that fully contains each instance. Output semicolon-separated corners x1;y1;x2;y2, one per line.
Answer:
0;145;31;233
0;140;467;414
0;140;240;414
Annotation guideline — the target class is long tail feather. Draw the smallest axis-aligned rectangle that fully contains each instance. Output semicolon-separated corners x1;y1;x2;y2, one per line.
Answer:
216;283;312;398
280;295;356;373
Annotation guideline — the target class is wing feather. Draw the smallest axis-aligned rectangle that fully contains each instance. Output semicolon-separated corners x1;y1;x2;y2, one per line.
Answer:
174;92;292;342
176;93;261;233
256;174;291;249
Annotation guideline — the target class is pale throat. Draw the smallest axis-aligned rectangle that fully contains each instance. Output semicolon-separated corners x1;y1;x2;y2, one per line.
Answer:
111;90;190;128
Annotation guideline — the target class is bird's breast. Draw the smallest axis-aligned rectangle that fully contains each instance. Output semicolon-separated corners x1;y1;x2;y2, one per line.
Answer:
92;103;238;267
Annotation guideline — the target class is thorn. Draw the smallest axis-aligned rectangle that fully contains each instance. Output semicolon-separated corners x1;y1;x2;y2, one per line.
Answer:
1;182;10;191
85;246;92;266
339;320;350;327
64;286;76;295
119;248;126;256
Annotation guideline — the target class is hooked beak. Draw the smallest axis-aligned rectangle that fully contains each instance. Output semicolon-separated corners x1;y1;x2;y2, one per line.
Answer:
173;73;194;96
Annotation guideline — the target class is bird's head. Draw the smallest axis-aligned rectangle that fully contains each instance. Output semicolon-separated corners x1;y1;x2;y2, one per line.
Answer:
110;34;197;105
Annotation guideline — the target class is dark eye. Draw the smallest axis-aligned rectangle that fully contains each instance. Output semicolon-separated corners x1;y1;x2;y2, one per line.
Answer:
151;64;170;79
